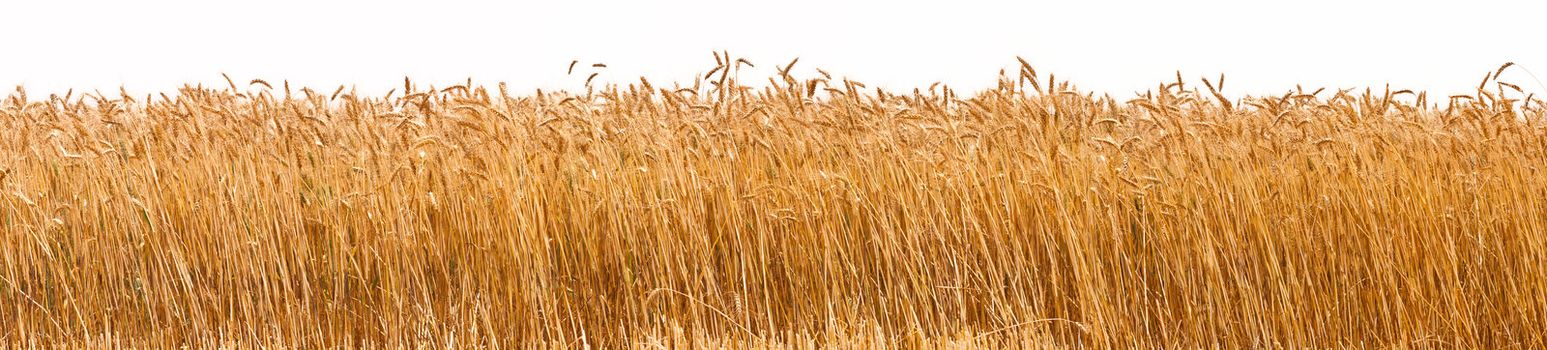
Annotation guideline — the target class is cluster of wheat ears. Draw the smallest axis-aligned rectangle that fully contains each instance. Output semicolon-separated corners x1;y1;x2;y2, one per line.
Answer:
2;54;1546;348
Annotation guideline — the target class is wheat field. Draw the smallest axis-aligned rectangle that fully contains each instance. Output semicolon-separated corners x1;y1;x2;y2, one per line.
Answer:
2;55;1546;348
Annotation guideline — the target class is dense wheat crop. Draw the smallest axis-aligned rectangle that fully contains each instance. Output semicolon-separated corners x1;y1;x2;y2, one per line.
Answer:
3;55;1546;348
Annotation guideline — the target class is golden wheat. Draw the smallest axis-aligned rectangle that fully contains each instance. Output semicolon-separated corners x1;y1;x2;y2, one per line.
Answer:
1;58;1545;348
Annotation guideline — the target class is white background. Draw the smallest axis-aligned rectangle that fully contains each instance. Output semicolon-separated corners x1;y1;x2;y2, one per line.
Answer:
2;0;1543;99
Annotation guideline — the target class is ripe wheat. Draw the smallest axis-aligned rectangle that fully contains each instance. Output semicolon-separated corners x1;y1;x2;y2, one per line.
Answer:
2;58;1545;348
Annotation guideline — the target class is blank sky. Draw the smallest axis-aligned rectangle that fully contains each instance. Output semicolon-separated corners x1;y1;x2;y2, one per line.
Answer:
2;0;1543;99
